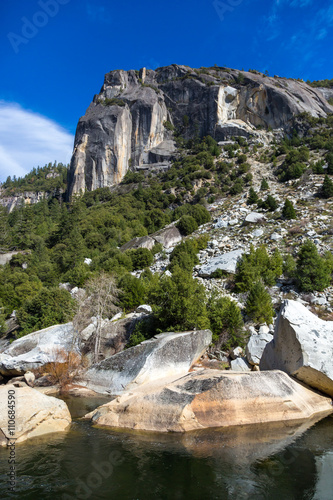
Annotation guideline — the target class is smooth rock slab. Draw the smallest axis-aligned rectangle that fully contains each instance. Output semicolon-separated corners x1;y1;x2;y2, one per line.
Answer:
260;300;333;397
0;386;71;446
243;212;267;225
198;249;244;276
0;323;76;376
81;330;212;395
85;370;333;433
246;333;273;365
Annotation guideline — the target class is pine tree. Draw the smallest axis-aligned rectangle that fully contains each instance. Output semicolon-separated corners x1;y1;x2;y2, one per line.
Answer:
260;178;269;190
245;282;274;324
247;187;259;205
282;199;296;219
296;239;332;291
320;175;333;198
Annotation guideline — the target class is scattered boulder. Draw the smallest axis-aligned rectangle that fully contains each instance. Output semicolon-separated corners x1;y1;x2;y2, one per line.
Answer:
81;330;213;395
260;300;333;397
230;346;244;360
151;225;182;249
85;370;333;433
230;357;252;371
136;304;153;314
0;386;71;446
24;371;35;387
243;212;266;225
0;323;77;376
246;332;273;366
120;236;155;252
198;249;244;276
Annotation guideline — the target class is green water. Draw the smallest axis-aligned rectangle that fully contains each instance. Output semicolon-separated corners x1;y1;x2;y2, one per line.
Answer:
0;396;332;500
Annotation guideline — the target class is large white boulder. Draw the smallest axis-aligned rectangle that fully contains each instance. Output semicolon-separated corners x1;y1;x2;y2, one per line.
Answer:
198;249;244;276
81;329;212;395
260;300;333;397
246;332;273;365
85;370;333;433
244;212;266;225
0;323;77;376
0;386;71;446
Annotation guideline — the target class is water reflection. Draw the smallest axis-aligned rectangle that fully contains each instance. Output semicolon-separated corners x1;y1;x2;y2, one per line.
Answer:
0;397;332;500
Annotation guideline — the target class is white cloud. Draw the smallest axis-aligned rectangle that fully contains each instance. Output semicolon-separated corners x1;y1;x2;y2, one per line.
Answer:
0;101;74;182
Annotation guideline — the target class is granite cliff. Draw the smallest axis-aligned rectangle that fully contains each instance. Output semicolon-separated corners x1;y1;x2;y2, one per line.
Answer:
67;65;332;197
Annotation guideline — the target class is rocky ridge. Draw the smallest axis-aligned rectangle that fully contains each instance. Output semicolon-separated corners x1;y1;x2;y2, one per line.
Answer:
68;65;332;196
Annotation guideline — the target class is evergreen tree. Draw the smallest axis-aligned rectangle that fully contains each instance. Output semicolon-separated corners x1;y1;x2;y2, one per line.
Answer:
260;178;269;190
247;187;259;205
296;239;332;291
245;282;274;324
326;152;333;175
207;295;243;344
320;175;333;199
148;265;209;331
282;199;296;219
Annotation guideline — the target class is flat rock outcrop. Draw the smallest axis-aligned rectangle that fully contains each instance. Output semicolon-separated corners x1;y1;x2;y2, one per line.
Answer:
260;300;333;397
81;329;212;395
68;65;333;196
0;386;71;446
85;369;332;433
0;323;77;376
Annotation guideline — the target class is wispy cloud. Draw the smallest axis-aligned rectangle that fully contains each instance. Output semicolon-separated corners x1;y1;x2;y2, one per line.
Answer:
0;101;74;182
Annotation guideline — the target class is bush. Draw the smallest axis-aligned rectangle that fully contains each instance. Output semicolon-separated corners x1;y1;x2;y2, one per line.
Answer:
260;178;269;190
235;245;283;292
282;199;296;219
247;187;258;205
177;215;198;235
118;273;147;310
128;248;154;270
296;240;332;292
207;295;244;346
258;194;278;211
17;287;75;336
34;348;82;389
245;282;274;324
169;240;200;273
148;266;209;331
320;175;333;199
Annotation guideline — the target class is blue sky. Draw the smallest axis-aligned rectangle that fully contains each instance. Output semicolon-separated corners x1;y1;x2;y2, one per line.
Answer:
1;0;333;181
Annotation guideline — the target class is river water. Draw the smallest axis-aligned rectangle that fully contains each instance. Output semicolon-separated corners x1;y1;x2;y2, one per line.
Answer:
0;396;332;500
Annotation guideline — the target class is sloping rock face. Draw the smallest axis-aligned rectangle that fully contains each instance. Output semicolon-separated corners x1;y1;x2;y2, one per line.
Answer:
68;65;333;196
85;370;332;433
0;323;76;376
0;386;71;446
81;330;212;395
260;300;333;397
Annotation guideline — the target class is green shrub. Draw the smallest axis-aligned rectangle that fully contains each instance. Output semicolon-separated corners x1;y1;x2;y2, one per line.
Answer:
247;187;259;205
260;178;269;190
320;175;333;199
148;266;209;331
207;295;244;345
177;215;198;235
296;240;332;291
245;282;274;324
282;199;296;219
17;287;75;336
235;245;283;292
128;248;154;270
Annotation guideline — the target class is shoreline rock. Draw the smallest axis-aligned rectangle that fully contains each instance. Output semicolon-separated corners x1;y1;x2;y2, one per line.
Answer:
84;369;333;433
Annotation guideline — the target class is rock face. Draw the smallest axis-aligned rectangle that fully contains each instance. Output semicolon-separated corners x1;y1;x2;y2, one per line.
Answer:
85;369;332;433
0;323;77;376
0;386;71;446
198;249;244;276
81;329;212;395
68;65;333;196
260;300;333;397
119;225;182;252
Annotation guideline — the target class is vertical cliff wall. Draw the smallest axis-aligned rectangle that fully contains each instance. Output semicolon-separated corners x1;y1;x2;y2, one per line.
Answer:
68;65;333;197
